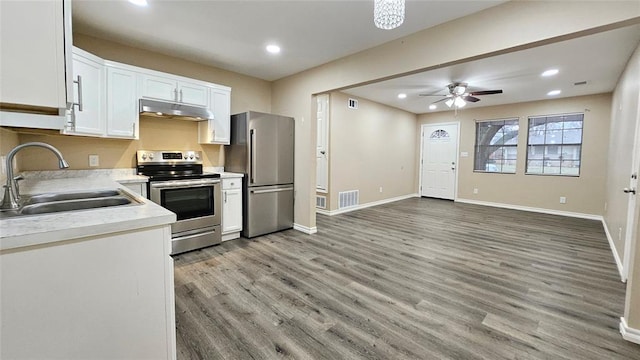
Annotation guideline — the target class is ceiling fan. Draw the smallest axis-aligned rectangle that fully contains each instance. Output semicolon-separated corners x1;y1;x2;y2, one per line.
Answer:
419;82;503;109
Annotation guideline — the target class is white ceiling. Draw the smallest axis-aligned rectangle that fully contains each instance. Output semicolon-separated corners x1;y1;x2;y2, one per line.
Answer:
344;24;640;114
72;0;505;81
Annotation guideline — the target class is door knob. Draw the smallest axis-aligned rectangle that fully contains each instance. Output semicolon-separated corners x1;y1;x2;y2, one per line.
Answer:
624;188;636;194
320;151;326;155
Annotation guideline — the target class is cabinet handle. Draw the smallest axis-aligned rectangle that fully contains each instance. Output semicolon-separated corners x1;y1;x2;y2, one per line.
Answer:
174;88;178;102
73;75;83;111
224;191;227;203
132;122;136;137
180;89;183;102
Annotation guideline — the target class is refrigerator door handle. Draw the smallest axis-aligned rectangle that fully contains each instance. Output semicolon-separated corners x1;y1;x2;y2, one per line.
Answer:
250;187;294;194
250;128;256;184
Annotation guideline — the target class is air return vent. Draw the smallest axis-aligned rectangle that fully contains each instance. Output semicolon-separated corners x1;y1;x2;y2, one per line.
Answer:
338;190;359;209
348;98;358;109
316;195;327;209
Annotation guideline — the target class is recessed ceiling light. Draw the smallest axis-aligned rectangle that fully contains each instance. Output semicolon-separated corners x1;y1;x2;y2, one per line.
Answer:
547;90;561;96
397;93;407;99
429;104;437;110
541;69;559;77
266;44;281;54
128;0;148;6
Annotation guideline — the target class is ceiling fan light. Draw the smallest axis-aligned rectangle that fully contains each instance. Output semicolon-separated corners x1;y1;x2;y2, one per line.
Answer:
374;0;405;30
445;98;454;108
454;97;466;108
454;85;466;95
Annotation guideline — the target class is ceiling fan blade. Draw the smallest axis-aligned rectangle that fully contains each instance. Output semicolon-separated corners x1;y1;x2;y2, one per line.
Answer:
431;97;451;104
470;89;503;96
419;94;446;97
464;96;480;103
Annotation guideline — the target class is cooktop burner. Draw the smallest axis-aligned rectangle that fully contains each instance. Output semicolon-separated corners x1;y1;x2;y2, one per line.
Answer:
135;150;220;180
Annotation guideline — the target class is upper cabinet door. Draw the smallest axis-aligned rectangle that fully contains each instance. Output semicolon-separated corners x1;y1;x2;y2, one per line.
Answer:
177;81;208;107
66;50;105;136
106;66;138;138
0;0;69;111
140;74;178;102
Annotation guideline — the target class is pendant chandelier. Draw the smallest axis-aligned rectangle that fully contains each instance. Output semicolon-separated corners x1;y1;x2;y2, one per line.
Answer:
374;0;405;30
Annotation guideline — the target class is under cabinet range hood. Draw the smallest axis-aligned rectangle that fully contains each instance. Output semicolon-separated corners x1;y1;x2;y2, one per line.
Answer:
139;99;213;120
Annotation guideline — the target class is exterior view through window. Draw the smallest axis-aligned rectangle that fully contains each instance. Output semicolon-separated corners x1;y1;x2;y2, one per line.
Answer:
474;118;519;173
526;113;583;176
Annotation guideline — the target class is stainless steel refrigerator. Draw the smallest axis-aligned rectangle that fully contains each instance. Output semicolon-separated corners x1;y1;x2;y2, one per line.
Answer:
225;111;294;238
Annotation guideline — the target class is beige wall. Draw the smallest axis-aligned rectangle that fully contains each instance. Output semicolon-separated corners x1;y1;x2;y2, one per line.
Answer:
272;0;639;230
15;117;222;170
605;43;640;265
416;94;611;216
326;92;417;211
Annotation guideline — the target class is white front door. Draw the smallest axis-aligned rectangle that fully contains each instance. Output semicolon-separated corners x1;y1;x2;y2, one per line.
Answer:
420;123;459;200
316;94;329;193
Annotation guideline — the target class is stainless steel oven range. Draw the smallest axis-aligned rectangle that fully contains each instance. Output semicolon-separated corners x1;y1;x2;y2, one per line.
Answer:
136;150;221;255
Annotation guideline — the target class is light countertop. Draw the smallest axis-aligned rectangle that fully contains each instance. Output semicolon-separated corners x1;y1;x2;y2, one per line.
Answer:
0;177;175;252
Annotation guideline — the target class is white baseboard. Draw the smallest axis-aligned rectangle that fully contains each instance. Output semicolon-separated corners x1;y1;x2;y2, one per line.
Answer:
318;193;420;216
454;198;602;221
620;317;640;344
293;223;317;234
602;220;626;281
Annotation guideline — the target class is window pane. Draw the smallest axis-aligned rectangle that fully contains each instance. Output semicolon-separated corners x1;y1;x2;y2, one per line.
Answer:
543;161;561;174
562;129;582;144
560;145;581;160
527;160;543;173
502;159;517;173
561;161;580;175
545;130;563;145
526;113;584;176
475;119;518;173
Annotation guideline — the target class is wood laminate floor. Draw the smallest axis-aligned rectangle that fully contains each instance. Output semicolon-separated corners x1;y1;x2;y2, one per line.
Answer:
173;198;640;359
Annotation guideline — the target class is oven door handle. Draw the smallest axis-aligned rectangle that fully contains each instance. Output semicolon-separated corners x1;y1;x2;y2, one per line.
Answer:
150;179;220;189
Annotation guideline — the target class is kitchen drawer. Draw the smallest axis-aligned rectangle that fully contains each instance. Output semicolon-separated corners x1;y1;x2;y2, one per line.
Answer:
222;178;242;190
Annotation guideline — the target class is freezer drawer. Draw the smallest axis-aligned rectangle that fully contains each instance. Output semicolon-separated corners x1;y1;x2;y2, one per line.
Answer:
244;184;294;238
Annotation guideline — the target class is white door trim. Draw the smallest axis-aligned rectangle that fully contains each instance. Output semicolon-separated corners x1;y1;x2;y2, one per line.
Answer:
419;122;460;200
622;96;640;281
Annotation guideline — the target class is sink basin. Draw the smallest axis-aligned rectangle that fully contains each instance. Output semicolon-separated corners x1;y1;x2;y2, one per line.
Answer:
0;189;141;219
23;190;121;205
20;196;133;215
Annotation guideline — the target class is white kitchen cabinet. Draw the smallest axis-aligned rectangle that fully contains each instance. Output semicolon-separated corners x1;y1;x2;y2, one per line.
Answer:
222;176;243;241
106;65;138;138
198;87;232;145
120;181;147;198
63;48;105;136
0;225;176;359
0;0;72;113
140;74;209;107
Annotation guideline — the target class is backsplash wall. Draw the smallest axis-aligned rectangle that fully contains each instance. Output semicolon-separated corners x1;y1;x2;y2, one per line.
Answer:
14;116;223;171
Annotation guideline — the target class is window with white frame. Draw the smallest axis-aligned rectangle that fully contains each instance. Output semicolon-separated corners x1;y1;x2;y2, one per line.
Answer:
526;113;583;176
474;118;519;173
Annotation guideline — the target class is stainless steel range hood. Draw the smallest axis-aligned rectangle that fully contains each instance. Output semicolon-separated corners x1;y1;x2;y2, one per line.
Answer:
139;99;213;120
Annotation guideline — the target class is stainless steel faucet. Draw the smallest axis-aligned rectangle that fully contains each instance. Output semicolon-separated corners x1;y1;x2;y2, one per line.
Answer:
1;142;69;209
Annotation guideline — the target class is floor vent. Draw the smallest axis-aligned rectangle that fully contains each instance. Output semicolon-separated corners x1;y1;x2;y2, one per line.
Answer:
316;195;327;209
348;98;358;109
338;190;359;209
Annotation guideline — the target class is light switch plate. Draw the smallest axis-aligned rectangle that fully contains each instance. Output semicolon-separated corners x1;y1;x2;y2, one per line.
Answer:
460;152;469;157
89;154;99;167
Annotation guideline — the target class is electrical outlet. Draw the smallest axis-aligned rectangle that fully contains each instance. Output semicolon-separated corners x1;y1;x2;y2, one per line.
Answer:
473;188;478;194
618;227;623;242
89;154;99;167
604;202;608;212
0;156;5;176
379;186;383;193
559;196;566;204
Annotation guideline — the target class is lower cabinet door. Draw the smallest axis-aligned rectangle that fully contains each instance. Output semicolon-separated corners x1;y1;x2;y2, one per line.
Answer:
222;188;242;234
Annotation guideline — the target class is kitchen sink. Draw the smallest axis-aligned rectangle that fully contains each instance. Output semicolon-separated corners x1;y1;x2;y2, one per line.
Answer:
0;189;141;218
23;190;121;205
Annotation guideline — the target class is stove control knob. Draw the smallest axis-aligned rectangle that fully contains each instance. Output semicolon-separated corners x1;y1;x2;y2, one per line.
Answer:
189;154;194;160
148;153;154;160
141;154;147;160
195;153;200;160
